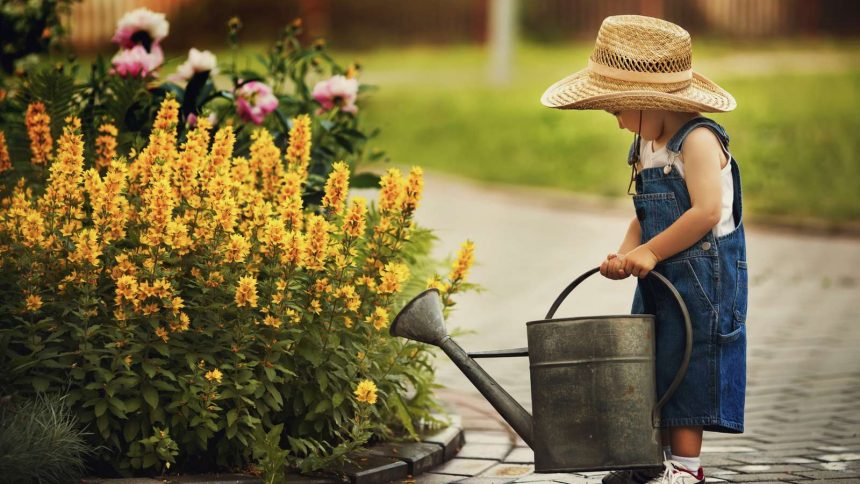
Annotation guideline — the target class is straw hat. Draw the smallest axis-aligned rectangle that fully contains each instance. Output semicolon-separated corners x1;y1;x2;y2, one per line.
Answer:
541;15;736;112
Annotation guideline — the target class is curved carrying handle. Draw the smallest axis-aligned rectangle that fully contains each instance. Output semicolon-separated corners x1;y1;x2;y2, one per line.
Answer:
544;267;693;426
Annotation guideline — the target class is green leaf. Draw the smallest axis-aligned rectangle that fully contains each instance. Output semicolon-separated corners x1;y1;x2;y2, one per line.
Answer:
312;399;330;414
332;392;344;408
124;420;140;442
142;384;158;409
95;400;108;417
227;409;238;428
389;392;419;440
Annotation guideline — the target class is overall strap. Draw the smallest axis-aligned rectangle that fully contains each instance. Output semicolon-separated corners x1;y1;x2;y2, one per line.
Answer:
668;116;744;227
666;116;731;157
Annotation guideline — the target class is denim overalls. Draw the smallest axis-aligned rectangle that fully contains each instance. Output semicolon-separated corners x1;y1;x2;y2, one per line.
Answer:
630;117;747;433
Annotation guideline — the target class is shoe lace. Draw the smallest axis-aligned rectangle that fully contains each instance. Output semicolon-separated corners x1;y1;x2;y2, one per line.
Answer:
659;460;692;484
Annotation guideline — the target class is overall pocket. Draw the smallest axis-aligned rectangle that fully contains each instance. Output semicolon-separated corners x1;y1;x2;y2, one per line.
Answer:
633;192;682;241
718;260;748;344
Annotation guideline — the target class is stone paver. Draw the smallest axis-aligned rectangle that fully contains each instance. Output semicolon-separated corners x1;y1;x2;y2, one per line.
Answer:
400;172;860;483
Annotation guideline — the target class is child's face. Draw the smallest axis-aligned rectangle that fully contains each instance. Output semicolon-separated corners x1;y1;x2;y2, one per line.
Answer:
607;110;643;134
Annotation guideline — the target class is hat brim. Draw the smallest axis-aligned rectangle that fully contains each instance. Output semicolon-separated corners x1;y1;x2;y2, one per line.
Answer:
541;68;736;113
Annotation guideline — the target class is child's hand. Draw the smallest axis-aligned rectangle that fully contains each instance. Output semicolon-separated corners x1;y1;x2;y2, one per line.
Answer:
600;253;629;280
621;244;660;278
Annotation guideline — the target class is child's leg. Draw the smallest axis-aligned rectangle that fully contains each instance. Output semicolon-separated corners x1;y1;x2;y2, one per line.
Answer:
670;426;703;456
669;426;704;474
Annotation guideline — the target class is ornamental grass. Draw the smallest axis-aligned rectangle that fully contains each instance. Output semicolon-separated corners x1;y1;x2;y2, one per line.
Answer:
0;97;474;475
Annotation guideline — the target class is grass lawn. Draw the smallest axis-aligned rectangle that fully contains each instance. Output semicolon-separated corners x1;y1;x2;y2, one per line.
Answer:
326;40;860;224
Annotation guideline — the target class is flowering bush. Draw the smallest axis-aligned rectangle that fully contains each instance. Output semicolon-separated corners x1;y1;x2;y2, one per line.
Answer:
0;98;475;475
0;8;383;208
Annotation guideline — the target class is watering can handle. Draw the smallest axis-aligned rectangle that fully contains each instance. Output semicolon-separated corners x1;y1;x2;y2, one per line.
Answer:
543;267;692;426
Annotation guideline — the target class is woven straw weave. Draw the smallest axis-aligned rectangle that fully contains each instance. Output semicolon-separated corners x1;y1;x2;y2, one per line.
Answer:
541;15;736;113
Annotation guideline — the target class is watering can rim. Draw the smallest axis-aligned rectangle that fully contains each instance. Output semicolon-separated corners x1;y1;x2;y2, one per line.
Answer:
526;313;656;326
389;287;441;338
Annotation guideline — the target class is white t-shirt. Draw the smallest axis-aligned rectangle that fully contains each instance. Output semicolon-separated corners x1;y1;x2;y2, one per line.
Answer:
639;139;736;237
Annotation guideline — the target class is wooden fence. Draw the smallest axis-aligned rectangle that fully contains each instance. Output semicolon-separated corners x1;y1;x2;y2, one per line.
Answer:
67;0;859;52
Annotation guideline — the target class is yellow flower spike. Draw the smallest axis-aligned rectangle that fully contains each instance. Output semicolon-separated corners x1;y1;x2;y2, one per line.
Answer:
69;228;102;267
207;126;235;179
235;275;259;308
249;129;284;195
153;97;180;134
354;379;378;405
281;230;306;266
0;131;12;173
25;294;43;312
450;239;475;282
204;368;223;383
285;114;312;183
25;102;53;165
402;166;424;215
379;168;404;213
322;161;350;216
343;197;367;239
95;123;118;169
303;214;330;271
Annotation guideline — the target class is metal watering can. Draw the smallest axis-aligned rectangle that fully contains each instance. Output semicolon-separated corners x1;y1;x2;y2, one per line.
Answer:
390;267;692;473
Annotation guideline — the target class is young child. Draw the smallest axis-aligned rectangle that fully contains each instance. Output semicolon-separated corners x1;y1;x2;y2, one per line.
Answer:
540;15;747;484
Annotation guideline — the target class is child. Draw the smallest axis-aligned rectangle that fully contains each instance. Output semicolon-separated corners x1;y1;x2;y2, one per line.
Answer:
540;15;747;484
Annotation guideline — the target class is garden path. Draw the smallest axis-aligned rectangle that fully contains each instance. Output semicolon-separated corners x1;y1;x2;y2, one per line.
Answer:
403;170;860;482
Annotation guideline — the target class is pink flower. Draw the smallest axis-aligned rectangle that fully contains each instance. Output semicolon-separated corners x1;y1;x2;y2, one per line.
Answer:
235;81;279;125
312;75;359;114
169;48;218;85
111;44;164;78
112;8;169;49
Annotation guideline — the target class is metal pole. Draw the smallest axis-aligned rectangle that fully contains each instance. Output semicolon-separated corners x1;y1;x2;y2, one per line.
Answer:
488;0;517;85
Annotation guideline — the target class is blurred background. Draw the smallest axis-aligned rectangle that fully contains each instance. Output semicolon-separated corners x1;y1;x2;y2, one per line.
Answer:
67;0;860;228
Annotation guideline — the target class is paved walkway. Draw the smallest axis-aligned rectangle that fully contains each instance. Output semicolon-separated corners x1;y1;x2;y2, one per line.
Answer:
396;172;860;483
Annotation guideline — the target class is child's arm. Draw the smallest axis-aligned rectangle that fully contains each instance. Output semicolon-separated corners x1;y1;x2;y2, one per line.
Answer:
600;216;641;279
621;128;725;277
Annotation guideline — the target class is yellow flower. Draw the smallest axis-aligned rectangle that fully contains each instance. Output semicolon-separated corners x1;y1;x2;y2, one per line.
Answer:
379;168;404;213
25;102;52;165
123;354;133;366
205;368;223;383
224;233;251;263
367;306;389;331
235;275;259;308
95;123;118;169
450;240;475;282
354;379;378;404
0;131;11;173
25;294;43;312
285;114;312;182
263;314;282;328
377;262;410;295
322;161;349;215
155;326;169;342
309;298;322;314
343;197;367;238
170;296;184;315
402;166;424;214
285;308;301;324
343;316;353;328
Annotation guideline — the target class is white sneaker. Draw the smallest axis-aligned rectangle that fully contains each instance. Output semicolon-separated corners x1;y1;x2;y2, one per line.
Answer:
644;460;706;484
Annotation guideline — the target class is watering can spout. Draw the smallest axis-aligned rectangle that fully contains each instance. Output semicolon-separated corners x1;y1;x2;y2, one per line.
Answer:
390;289;535;448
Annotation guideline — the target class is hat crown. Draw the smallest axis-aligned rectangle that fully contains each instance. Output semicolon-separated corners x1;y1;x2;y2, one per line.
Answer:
591;15;692;74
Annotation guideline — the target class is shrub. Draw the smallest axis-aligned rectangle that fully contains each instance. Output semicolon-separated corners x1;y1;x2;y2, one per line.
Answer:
0;99;474;475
